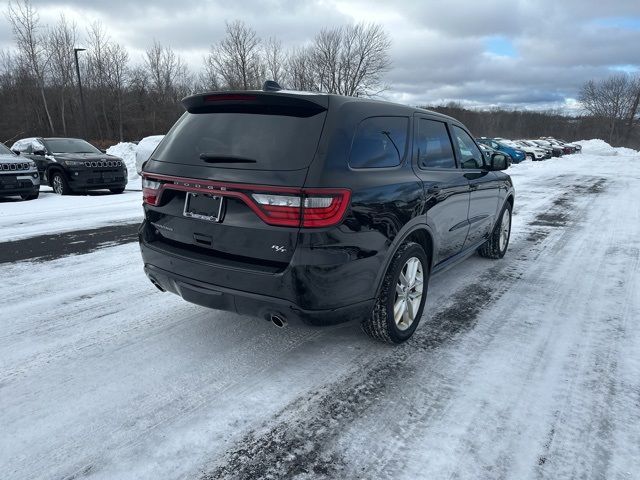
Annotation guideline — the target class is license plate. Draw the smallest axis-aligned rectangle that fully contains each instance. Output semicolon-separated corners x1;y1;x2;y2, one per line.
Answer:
183;192;224;222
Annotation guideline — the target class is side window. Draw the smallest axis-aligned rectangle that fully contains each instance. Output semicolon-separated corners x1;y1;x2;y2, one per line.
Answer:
452;126;484;169
415;119;456;169
349;116;408;169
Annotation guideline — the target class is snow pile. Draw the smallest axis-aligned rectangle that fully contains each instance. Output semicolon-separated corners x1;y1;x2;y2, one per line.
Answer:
135;135;164;174
106;142;139;187
106;135;165;189
578;139;639;157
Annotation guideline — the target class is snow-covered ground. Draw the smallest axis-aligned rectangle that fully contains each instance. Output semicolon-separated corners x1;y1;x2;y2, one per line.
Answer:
1;142;639;479
0;188;142;242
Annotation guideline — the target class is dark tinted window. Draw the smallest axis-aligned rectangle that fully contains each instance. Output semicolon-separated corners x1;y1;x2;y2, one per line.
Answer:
415;119;456;169
349;117;408;169
153;111;326;171
44;139;101;154
452;126;484;169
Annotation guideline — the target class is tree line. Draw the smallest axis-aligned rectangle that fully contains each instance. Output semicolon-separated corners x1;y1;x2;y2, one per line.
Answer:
1;0;638;149
0;0;390;146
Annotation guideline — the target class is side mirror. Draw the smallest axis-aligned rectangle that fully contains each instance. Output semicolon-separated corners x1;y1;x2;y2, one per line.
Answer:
33;149;46;156
490;153;508;170
12;150;20;155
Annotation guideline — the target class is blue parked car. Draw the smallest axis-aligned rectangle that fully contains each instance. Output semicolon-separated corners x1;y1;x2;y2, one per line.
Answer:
477;138;527;164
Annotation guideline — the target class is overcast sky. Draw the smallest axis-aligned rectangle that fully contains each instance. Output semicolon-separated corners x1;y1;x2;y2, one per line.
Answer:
1;0;639;111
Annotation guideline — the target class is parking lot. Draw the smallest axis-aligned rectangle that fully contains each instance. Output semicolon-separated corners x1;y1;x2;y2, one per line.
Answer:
1;144;640;479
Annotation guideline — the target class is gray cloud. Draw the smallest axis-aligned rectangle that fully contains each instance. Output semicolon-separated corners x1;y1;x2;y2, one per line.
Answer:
1;0;638;110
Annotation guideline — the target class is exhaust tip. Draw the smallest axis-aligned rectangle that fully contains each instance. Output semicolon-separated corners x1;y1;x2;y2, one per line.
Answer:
149;278;165;292
270;314;287;328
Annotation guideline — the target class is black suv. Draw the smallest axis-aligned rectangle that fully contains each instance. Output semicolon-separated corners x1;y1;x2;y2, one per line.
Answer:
11;137;127;195
139;88;514;343
0;142;40;200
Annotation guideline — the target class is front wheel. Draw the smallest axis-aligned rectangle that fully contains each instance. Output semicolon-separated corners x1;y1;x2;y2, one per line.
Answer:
362;242;429;344
478;202;512;259
51;172;72;195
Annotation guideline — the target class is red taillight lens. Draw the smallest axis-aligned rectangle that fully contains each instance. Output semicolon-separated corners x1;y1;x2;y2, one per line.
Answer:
141;173;350;228
301;190;351;227
142;177;161;206
250;189;350;227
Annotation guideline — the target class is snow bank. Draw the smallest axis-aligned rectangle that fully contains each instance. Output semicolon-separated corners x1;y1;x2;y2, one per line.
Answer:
106;136;165;189
135;135;164;174
578;139;639;157
106;142;138;187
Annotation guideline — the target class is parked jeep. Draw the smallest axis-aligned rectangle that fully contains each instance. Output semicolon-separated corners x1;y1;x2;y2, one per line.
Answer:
139;85;514;344
11;137;128;195
0;142;40;200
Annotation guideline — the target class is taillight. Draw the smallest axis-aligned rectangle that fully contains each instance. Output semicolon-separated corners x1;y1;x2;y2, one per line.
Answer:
141;173;350;228
142;177;161;206
250;190;350;227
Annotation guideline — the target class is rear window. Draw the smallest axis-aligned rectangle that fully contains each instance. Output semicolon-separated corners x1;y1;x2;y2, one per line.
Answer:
152;111;326;171
349;116;408;169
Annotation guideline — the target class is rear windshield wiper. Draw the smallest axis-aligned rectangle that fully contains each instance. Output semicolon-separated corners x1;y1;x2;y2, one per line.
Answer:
199;153;257;164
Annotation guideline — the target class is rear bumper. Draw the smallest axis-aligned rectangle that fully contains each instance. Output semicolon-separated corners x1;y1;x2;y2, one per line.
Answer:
143;262;374;326
138;219;378;326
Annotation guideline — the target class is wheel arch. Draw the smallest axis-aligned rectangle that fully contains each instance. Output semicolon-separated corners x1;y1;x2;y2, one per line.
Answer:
373;223;435;298
45;165;66;187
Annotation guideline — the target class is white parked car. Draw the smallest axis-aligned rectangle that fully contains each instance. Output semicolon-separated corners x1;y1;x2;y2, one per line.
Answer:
135;135;164;175
499;139;547;161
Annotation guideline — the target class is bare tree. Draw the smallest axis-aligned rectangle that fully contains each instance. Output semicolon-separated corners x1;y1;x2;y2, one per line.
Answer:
105;42;128;141
7;0;55;134
310;23;390;97
263;36;284;85
144;40;190;131
47;14;77;136
579;74;637;143
286;46;317;92
206;20;264;90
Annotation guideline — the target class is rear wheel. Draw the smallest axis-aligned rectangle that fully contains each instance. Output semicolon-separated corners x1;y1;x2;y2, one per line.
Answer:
109;187;125;194
478;202;512;259
51;172;72;195
362;242;429;344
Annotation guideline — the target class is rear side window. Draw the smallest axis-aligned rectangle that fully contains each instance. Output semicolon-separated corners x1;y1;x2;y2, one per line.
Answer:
152;111;326;171
415;119;456;169
349;116;408;169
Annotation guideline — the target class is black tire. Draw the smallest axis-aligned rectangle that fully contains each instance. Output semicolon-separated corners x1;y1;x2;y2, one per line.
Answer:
51;171;72;195
362;241;429;344
478;201;512;259
109;187;125;194
526;153;534;161
20;191;39;200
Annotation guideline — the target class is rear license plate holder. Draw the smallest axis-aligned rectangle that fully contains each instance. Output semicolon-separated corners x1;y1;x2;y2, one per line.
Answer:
183;192;224;222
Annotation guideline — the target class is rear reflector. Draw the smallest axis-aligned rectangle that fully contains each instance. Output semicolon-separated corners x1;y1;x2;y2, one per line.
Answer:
142;174;350;228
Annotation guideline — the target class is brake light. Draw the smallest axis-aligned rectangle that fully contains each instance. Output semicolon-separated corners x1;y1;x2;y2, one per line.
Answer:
142;177;161;206
203;94;257;103
250;190;350;227
141;174;350;228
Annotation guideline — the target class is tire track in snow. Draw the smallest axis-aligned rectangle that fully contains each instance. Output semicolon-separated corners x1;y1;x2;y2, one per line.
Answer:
200;176;609;480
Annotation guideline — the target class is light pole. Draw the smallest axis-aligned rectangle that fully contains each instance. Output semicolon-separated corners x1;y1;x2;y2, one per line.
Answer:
74;47;88;138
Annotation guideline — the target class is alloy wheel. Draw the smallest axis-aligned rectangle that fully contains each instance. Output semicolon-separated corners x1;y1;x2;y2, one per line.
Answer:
393;256;424;331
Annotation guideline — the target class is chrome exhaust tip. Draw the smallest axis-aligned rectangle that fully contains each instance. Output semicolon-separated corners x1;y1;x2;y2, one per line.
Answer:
270;314;287;328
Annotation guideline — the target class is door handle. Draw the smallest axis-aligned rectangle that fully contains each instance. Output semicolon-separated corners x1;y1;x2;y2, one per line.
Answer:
469;184;478;191
427;185;441;194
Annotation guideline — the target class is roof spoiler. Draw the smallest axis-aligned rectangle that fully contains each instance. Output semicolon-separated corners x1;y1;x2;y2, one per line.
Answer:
181;91;327;117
